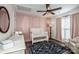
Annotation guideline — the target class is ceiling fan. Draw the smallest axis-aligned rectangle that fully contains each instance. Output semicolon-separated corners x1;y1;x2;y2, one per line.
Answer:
37;4;62;16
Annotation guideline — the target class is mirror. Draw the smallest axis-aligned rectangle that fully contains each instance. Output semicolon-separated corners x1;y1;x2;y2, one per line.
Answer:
0;6;10;33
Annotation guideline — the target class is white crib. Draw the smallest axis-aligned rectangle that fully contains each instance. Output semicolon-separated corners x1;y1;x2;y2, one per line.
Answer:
30;28;48;44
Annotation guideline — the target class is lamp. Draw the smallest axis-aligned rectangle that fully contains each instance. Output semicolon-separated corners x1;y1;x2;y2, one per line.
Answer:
15;31;23;35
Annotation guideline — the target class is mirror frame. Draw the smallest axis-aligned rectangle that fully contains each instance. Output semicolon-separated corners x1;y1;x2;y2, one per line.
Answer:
0;6;10;33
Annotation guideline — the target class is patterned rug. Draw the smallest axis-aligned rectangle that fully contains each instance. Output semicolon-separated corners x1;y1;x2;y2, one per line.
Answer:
29;41;74;54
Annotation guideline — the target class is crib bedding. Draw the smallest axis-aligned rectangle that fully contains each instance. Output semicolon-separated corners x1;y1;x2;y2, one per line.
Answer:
29;41;73;54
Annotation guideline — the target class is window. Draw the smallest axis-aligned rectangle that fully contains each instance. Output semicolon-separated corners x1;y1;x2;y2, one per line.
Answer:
61;16;70;42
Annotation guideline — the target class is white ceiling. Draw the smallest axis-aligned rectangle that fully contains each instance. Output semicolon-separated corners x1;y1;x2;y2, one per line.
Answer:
17;4;79;16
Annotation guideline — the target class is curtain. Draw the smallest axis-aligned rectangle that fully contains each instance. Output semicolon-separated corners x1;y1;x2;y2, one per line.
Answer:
70;13;79;39
56;17;62;41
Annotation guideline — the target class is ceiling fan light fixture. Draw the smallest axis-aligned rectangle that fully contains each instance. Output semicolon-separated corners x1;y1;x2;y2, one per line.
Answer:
43;12;53;17
37;4;62;16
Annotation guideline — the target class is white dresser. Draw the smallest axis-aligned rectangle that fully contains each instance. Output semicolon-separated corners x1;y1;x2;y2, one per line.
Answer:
0;34;26;54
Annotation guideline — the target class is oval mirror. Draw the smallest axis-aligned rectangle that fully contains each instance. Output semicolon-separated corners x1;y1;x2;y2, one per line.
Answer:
0;6;10;33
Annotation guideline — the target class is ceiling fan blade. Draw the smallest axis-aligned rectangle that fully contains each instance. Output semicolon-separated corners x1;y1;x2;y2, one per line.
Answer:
43;12;47;16
50;12;55;15
49;7;62;11
37;10;46;12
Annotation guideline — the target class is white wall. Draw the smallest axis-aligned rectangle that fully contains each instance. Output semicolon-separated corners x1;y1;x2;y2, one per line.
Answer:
0;5;15;41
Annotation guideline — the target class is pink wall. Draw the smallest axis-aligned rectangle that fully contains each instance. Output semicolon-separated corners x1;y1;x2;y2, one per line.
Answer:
15;12;51;42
